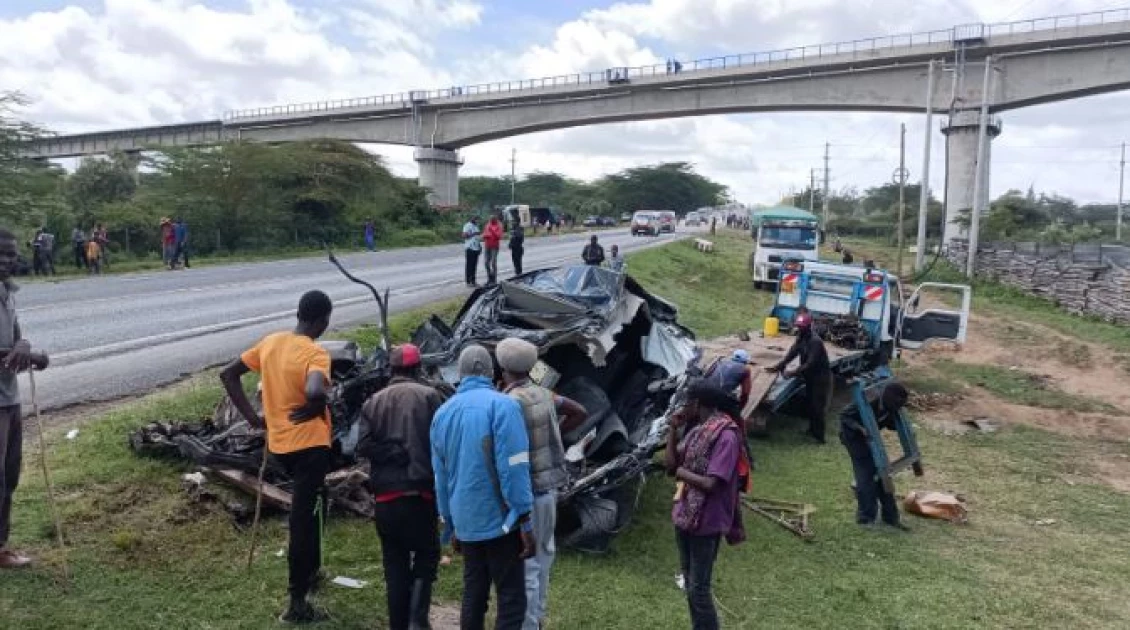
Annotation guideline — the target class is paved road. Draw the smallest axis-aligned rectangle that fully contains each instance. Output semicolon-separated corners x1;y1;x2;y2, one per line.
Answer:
17;229;692;411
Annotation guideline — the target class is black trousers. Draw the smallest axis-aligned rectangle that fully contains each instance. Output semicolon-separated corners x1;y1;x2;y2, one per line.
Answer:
840;430;900;525
0;406;22;547
374;496;441;630
274;446;332;600
803;373;832;441
460;532;526;630
74;243;86;269
465;249;481;286
510;247;523;276
175;243;190;268
676;530;720;630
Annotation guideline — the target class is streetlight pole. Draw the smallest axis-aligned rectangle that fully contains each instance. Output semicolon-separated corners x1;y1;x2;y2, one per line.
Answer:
966;56;994;278
916;60;936;271
809;169;816;215
1118;141;1125;242
510;148;517;205
896;123;907;276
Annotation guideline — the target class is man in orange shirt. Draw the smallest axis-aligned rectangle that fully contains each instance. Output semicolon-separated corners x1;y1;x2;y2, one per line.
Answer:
221;290;335;624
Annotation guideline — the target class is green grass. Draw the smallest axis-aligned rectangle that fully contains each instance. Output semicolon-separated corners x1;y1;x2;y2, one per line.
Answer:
5;231;1130;628
625;230;774;338
931;360;1117;413
4;379;1130;628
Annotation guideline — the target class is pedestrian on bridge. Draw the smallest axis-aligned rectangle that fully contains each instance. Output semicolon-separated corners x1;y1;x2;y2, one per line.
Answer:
463;216;482;287
0;227;51;570
483;215;504;285
220;290;336;624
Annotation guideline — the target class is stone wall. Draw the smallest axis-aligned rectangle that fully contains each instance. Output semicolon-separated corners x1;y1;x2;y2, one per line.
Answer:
946;240;1130;325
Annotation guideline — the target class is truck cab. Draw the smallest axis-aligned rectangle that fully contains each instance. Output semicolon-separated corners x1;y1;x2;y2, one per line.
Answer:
772;260;971;362
749;206;821;289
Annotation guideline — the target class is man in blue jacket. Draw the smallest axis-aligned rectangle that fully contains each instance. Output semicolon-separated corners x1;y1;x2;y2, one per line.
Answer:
431;344;534;630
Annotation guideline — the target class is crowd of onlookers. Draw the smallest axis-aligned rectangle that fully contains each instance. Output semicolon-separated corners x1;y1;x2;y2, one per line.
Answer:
20;224;109;277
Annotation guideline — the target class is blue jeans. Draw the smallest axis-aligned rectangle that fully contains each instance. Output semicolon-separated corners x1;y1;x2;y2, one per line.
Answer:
523;491;557;630
676;530;720;630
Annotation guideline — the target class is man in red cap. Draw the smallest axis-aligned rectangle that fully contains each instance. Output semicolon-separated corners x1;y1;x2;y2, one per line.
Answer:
357;344;447;630
768;310;832;443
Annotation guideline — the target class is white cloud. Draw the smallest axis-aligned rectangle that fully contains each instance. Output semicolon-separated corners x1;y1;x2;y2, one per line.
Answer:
2;0;1126;205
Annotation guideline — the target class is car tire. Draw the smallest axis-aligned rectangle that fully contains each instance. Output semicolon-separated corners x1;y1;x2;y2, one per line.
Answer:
754;281;764;290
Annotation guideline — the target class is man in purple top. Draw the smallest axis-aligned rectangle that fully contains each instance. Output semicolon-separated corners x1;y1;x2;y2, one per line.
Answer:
665;383;748;630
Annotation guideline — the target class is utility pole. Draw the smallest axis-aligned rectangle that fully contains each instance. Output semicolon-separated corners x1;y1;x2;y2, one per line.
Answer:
509;148;517;205
809;169;816;215
1118;141;1126;242
966;55;994;278
822;142;830;226
916;59;936;271
897;123;907;276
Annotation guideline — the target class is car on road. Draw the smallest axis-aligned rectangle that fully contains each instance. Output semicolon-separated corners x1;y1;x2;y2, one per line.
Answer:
631;211;661;236
620;212;632;223
684;211;702;227
598;216;617;227
583;216;601;227
658;211;677;233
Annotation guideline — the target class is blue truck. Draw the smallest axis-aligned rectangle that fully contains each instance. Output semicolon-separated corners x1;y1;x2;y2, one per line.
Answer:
702;258;972;432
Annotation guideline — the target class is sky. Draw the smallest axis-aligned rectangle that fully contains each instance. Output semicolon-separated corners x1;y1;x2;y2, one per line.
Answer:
2;0;1128;206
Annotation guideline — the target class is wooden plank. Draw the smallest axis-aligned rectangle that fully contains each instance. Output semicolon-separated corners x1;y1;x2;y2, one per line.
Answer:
207;467;293;511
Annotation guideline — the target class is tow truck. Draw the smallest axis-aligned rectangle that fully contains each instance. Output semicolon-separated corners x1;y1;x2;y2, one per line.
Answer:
702;259;972;433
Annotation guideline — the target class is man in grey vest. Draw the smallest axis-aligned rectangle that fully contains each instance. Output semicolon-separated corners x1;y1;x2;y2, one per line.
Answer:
496;338;587;630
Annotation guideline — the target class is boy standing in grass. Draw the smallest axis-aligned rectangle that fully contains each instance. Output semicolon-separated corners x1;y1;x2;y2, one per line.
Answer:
0;228;49;569
221;290;335;624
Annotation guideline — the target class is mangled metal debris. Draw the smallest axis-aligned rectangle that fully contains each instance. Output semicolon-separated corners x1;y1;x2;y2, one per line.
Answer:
129;260;699;553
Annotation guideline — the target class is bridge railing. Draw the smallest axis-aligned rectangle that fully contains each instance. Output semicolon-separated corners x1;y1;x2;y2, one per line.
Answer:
223;7;1130;123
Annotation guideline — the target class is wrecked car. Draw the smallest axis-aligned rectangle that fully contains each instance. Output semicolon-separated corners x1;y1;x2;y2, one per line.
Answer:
129;257;698;552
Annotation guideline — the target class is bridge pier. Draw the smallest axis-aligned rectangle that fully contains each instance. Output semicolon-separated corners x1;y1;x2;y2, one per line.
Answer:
941;111;1002;245
415;148;462;207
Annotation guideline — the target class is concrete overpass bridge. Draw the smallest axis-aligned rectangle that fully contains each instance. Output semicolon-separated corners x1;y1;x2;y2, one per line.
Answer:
20;8;1130;244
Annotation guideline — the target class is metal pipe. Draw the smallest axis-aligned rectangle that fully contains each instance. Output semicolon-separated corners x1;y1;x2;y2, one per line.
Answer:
1119;141;1125;241
916;60;936;271
966;55;994;277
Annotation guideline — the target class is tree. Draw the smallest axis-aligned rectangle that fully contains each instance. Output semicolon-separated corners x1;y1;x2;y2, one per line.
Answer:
65;154;138;227
597;162;727;214
0;92;64;231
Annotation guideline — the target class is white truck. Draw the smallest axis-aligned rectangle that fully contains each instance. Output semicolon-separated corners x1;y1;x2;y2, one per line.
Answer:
749;206;821;290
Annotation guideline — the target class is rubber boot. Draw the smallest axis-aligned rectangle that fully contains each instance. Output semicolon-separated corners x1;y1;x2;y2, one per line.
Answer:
408;578;433;630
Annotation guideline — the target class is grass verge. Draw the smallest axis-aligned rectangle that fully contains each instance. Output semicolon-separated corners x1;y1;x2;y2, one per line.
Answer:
4;231;1130;628
625;230;774;338
930;360;1118;413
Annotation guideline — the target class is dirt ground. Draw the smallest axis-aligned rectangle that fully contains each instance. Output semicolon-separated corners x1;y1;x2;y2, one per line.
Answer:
900;312;1130;494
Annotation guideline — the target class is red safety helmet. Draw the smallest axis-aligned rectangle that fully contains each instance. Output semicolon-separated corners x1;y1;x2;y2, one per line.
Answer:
794;313;813;330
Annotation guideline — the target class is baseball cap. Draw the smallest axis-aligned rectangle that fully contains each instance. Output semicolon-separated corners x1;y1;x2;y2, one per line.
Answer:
390;343;421;368
732;349;750;364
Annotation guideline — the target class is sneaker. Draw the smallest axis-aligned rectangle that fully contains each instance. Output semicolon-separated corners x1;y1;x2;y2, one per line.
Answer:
0;549;33;569
279;600;331;625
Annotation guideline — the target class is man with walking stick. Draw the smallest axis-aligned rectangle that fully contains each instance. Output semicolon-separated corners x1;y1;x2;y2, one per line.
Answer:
221;290;335;623
0;228;50;569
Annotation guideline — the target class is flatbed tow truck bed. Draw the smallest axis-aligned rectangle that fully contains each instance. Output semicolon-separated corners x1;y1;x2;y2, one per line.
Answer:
699;333;869;424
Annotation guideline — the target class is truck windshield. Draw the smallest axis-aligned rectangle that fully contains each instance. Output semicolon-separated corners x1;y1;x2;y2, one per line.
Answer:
760;226;817;250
